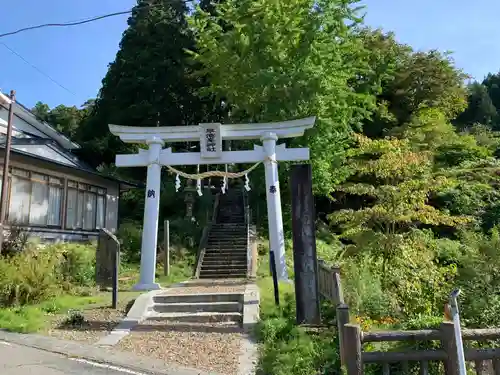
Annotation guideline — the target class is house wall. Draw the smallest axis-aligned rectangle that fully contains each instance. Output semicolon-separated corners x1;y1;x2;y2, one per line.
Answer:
0;153;120;242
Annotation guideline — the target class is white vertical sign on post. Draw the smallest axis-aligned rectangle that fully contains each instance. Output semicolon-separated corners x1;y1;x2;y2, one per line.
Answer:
109;117;315;290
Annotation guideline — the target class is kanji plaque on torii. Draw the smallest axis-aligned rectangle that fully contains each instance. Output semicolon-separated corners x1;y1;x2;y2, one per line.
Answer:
109;117;315;291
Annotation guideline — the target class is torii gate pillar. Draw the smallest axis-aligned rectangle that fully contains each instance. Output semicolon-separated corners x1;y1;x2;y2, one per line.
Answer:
262;132;287;280
135;137;164;291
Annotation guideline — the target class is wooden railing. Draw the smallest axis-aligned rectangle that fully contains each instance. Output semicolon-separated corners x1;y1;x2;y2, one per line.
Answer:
315;261;500;375
318;259;344;305
344;321;500;375
194;192;220;278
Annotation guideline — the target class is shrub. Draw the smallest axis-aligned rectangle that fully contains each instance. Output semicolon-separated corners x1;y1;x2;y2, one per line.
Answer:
57;243;96;287
0;242;97;308
0;247;62;306
0;225;29;257
117;221;143;263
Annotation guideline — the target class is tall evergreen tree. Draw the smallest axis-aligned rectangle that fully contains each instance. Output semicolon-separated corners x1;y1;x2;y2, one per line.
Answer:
455;82;498;130
78;0;220;167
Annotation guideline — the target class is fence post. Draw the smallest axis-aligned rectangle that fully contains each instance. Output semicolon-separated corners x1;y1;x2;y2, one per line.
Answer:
332;266;345;305
441;322;460;375
337;303;350;367
163;220;170;277
344;324;363;375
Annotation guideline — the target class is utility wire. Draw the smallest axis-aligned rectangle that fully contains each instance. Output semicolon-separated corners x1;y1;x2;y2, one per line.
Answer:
0;3;169;39
0;42;76;96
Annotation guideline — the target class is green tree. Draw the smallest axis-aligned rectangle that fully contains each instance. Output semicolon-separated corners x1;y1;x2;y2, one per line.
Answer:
455;82;498;130
32;100;94;140
483;72;500;115
190;0;374;196
330;135;468;267
79;0;222;167
356;30;468;138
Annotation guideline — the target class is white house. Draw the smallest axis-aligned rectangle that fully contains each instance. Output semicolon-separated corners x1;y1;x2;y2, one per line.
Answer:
0;93;135;242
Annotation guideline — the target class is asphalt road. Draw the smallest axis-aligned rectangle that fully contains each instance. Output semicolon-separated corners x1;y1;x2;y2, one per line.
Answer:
0;341;143;375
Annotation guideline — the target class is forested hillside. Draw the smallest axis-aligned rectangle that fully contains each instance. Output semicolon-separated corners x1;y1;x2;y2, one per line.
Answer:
31;0;500;332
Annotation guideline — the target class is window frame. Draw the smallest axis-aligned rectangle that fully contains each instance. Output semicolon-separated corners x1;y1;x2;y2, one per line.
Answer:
65;180;106;231
0;167;107;232
7;167;64;228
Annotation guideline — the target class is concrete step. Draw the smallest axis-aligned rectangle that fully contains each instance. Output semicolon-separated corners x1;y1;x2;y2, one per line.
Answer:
207;238;247;242
201;264;247;271
205;247;247;251
208;232;246;236
152;293;241;304
202;258;247;264
205;246;247;251
202;261;247;266
152;301;240;314
212;223;246;227
204;251;247;256
199;269;248;277
203;251;247;256
199;273;247;279
148;311;242;324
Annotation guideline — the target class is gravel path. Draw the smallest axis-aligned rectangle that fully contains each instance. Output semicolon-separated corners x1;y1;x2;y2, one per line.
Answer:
44;298;134;345
118;320;244;375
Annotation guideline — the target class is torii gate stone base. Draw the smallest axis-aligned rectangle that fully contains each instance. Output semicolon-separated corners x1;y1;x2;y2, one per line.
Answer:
109;117;316;291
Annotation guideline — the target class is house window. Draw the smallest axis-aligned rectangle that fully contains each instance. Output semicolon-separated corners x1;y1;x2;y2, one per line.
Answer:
65;181;106;231
7;168;63;226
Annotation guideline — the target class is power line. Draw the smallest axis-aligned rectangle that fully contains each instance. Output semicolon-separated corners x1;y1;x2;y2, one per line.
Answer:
0;42;76;96
0;10;133;39
0;3;169;39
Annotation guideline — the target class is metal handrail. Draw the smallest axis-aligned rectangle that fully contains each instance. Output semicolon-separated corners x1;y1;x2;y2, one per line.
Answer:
194;192;220;278
242;186;252;277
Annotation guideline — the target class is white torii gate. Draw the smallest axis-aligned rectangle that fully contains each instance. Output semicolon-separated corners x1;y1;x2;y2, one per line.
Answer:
109;117;315;291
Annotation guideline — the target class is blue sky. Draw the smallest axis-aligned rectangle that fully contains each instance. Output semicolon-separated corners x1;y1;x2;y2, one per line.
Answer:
0;0;499;109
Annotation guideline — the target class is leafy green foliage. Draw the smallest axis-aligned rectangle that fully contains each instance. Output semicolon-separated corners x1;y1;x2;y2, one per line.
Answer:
190;0;374;195
0;243;96;307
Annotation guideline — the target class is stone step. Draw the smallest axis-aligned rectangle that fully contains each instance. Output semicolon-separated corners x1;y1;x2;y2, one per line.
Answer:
204;250;247;255
202;261;247;267
201;264;247;271
152;293;241;304
205;245;247;250
202;257;247;264
206;246;247;250
212;223;246;227
209;230;246;234
204;248;247;252
207;238;247;242
152;301;240;314
207;242;246;246
200;268;247;279
148;311;242;324
199;273;247;279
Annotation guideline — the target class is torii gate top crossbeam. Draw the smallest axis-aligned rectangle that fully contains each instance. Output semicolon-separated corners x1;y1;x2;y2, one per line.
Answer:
108;116;315;143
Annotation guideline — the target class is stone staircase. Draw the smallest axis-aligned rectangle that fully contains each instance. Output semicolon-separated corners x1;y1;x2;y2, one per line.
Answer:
148;290;244;326
198;191;249;279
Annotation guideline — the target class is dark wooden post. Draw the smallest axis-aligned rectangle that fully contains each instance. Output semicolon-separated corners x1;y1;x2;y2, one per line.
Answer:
96;228;120;308
0;90;15;253
290;164;321;325
441;322;460;375
344;324;363;375
337;303;350;367
270;250;280;306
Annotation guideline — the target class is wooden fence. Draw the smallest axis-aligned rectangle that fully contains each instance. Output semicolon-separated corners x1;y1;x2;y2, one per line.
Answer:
316;260;500;375
318;259;344;305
